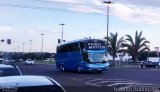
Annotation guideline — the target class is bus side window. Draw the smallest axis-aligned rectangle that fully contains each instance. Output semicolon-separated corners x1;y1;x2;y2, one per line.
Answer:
58;42;81;53
60;45;66;53
80;42;85;52
70;43;79;52
56;46;60;53
74;43;79;51
58;46;62;53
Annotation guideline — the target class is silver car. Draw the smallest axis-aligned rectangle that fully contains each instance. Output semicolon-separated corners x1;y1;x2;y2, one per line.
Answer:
0;75;66;92
0;64;22;77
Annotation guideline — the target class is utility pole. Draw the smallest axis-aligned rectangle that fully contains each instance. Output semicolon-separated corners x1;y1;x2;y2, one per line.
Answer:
59;23;65;43
147;45;150;61
103;1;111;47
41;34;45;61
41;34;45;53
155;47;159;62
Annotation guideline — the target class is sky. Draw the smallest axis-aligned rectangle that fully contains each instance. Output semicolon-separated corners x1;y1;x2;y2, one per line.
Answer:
0;0;160;53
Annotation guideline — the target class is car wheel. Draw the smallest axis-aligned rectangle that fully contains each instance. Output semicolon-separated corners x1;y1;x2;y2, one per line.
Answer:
142;66;145;68
60;65;64;71
97;71;102;73
77;66;82;73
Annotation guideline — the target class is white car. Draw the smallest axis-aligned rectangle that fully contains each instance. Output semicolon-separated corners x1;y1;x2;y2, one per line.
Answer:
25;59;34;65
0;75;66;92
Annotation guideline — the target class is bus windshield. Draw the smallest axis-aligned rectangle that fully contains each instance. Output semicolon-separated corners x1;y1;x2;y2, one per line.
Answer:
88;52;107;63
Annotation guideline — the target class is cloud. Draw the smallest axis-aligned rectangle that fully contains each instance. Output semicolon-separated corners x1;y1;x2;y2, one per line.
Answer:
39;0;160;24
112;0;160;8
27;28;59;34
111;3;160;24
0;25;11;31
69;5;105;14
37;0;79;4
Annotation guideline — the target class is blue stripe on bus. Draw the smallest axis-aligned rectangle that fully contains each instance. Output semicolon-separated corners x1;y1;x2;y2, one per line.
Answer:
87;50;107;53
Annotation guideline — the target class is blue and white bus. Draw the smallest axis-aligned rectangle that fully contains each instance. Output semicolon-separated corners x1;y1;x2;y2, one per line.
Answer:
55;39;109;73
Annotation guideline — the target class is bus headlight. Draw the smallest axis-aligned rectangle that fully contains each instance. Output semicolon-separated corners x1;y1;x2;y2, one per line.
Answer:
87;64;93;68
105;62;110;67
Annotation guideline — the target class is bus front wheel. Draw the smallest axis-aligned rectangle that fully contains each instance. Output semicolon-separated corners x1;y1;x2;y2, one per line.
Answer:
77;66;82;73
60;65;65;71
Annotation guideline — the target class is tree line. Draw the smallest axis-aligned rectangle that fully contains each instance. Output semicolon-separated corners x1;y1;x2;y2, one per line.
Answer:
0;52;55;61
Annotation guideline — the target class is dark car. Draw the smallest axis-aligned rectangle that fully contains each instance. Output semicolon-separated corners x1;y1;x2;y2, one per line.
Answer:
141;61;160;68
0;58;5;64
0;64;22;77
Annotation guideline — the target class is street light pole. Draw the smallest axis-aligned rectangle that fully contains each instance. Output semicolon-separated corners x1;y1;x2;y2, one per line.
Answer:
29;40;32;53
41;34;45;61
147;45;150;61
14;48;15;52
41;34;45;53
59;23;65;43
17;46;19;52
103;1;111;47
22;43;24;53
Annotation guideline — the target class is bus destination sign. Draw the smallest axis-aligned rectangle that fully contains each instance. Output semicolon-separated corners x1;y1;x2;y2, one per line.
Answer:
86;40;106;50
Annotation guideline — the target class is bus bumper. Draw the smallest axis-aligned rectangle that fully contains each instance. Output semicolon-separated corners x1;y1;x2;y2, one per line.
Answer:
87;66;109;72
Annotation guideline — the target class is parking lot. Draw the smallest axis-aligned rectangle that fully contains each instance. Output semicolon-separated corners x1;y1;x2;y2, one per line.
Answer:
16;63;160;92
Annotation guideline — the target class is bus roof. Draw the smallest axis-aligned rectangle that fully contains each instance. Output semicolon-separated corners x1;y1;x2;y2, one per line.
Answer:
58;39;106;46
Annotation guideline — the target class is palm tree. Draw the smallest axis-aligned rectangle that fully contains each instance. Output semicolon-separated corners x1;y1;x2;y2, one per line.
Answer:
104;32;125;63
122;31;150;64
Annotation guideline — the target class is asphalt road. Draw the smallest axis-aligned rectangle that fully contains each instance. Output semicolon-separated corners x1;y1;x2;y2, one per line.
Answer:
16;63;160;92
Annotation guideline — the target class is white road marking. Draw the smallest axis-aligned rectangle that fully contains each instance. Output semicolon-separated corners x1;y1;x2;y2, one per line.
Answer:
87;78;104;83
72;78;79;80
117;85;133;91
85;83;102;87
66;77;157;88
107;82;136;87
78;78;93;81
87;78;126;83
78;79;82;81
103;79;126;81
132;83;155;86
95;80;129;84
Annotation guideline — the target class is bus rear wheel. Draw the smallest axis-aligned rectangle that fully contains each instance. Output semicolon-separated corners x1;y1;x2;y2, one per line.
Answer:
97;71;102;73
60;65;65;71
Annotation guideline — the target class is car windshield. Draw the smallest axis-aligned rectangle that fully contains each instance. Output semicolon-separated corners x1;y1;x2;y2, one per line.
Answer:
0;85;64;92
88;52;107;63
0;68;20;77
143;61;151;63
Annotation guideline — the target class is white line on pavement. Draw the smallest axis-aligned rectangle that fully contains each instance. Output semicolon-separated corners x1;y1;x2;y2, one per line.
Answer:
87;79;104;82
107;82;136;87
95;80;129;84
85;83;102;87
